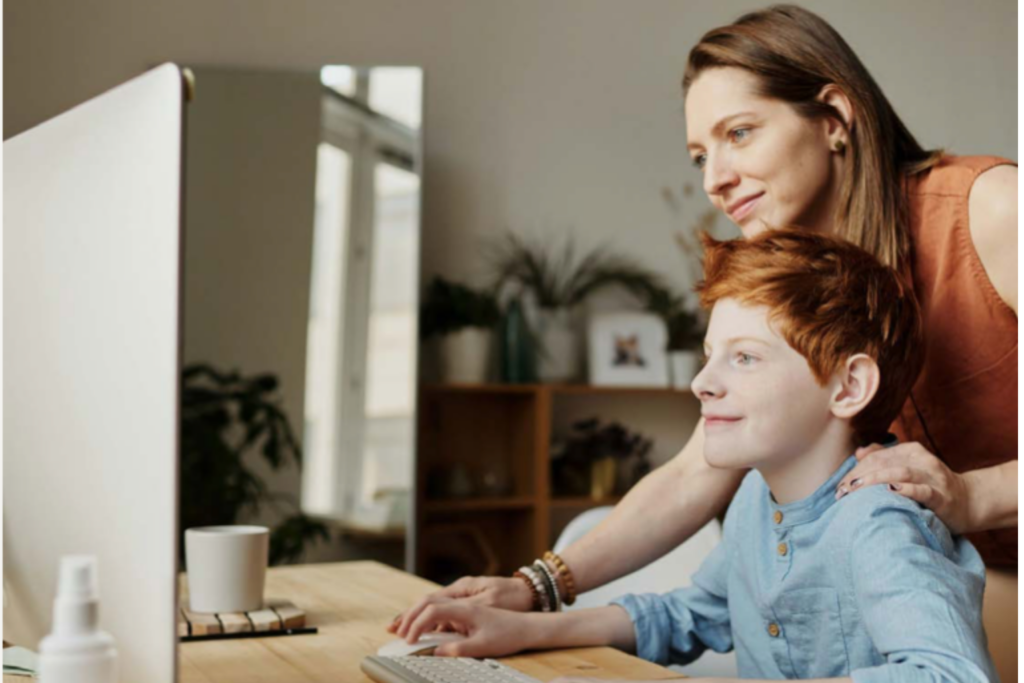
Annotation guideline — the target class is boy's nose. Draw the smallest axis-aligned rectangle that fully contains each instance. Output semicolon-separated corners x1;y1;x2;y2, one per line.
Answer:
690;362;724;401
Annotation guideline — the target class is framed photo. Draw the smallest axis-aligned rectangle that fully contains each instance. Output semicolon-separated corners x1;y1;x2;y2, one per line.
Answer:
587;312;669;387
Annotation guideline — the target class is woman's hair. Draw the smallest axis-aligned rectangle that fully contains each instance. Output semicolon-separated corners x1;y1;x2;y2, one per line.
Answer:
697;229;923;446
683;4;944;269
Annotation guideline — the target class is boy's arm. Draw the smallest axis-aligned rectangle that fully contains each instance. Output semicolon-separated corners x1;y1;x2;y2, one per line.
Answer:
844;492;994;683
608;530;734;666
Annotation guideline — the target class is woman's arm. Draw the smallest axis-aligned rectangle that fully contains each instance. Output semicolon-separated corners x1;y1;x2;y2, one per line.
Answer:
558;421;745;594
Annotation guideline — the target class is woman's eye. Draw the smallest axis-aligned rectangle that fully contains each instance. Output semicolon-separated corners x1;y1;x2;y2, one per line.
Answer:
729;127;751;142
736;352;757;365
692;153;707;170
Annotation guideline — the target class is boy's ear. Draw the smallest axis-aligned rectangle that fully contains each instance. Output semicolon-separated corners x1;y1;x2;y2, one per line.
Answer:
830;353;880;420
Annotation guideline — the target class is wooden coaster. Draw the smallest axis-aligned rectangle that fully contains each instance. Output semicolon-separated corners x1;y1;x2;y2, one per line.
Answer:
179;599;306;639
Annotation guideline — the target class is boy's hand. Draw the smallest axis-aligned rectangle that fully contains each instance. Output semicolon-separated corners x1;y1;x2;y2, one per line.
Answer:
401;601;534;658
388;576;534;636
834;441;972;533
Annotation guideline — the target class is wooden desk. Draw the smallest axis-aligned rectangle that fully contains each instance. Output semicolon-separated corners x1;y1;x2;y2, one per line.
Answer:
178;561;680;682
4;561;679;682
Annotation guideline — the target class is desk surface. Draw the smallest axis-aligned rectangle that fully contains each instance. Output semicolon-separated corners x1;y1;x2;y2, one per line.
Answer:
0;561;675;682
178;561;681;682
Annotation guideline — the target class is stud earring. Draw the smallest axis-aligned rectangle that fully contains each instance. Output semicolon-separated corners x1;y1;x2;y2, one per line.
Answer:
834;139;846;153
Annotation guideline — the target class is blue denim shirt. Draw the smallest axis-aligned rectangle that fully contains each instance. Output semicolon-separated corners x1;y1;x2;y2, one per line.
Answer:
612;455;997;682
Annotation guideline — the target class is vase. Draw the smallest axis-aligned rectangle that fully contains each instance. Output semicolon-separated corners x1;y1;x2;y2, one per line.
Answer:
441;328;491;384
499;297;537;383
536;307;580;383
669;350;702;389
590;456;617;501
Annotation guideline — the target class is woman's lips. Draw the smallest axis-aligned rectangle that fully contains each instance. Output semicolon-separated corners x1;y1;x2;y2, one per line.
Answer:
729;193;764;222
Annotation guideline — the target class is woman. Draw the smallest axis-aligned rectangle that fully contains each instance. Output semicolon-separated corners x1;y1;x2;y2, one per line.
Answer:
392;5;1017;680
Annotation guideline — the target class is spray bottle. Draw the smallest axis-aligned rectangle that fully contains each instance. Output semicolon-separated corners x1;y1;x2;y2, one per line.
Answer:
38;556;118;683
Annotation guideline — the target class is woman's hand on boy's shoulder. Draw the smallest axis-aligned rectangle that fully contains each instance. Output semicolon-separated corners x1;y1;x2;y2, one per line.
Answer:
834;442;972;534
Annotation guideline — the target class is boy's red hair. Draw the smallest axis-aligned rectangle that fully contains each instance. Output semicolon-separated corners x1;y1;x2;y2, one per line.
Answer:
696;229;923;445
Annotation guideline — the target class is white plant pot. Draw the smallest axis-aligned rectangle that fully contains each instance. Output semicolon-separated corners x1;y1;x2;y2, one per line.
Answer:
669;350;702;389
441;328;491;384
537;308;580;383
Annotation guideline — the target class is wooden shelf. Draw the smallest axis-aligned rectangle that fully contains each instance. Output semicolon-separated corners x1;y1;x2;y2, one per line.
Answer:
424;497;536;512
416;381;698;582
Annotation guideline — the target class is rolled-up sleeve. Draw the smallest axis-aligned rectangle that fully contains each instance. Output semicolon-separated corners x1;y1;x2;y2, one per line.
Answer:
610;539;733;666
846;493;995;683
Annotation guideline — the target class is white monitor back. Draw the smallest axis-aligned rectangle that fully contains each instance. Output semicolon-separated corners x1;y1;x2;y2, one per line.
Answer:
4;63;184;682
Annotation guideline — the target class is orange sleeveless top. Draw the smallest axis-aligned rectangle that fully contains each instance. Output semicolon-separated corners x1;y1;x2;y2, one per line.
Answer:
891;155;1018;569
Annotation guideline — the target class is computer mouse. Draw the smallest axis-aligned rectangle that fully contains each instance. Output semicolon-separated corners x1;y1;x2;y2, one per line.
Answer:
376;631;467;657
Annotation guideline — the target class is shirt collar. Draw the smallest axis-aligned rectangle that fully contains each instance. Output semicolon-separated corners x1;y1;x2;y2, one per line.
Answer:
768;454;858;528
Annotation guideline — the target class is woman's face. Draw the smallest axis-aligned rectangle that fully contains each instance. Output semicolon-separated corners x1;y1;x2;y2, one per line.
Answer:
685;67;840;237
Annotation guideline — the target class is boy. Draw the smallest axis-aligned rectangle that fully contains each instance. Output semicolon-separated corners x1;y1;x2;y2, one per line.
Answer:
401;229;997;682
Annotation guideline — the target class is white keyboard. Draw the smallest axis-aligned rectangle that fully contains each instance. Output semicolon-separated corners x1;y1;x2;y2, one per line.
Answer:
361;655;542;683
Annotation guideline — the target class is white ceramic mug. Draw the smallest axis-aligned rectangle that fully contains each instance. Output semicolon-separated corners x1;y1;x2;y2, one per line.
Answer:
185;525;269;613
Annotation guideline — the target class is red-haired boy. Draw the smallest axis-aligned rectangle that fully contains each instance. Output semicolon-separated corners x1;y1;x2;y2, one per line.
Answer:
400;229;996;683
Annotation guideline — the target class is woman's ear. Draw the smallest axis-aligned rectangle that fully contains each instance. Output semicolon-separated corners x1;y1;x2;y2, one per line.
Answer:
830;353;879;420
817;84;855;145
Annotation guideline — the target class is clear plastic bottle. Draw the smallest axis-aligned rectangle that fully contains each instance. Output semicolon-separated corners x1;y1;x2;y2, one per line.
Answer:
38;556;118;683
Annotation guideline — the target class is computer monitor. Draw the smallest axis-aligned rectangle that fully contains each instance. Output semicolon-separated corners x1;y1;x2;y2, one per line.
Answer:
4;63;186;682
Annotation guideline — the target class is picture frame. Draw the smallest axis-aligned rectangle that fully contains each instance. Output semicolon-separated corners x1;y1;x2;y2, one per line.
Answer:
587;312;669;387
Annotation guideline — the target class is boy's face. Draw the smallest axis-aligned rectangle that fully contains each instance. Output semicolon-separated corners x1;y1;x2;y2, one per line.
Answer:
692;298;837;470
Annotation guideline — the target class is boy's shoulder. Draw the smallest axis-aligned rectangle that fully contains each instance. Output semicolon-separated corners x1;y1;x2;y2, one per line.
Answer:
831;483;951;553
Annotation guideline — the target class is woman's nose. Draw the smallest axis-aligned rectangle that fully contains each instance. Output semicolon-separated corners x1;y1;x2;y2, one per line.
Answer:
703;151;740;198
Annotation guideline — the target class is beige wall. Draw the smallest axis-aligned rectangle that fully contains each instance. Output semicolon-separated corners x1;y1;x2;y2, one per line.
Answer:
5;0;1017;291
5;0;1016;562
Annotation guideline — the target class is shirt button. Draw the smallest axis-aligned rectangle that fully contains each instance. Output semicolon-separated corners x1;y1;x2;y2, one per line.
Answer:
773;511;783;524
777;543;788;556
767;623;781;637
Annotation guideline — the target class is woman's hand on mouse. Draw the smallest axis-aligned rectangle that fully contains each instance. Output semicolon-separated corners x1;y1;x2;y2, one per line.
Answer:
402;602;532;659
388;576;534;637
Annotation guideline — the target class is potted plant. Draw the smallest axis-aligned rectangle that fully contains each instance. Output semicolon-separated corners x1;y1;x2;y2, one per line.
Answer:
420;276;501;384
489;233;676;383
551;418;653;500
180;363;331;567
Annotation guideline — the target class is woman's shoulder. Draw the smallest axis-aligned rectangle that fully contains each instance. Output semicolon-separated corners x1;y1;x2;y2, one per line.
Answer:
908;154;1016;197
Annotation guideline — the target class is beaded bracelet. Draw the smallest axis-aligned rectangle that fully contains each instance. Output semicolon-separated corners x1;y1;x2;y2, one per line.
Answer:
517;565;551;612
512;570;542;612
533;559;562;612
543;551;577;606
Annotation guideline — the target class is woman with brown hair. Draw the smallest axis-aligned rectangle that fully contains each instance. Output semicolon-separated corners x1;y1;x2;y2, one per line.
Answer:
393;5;1017;679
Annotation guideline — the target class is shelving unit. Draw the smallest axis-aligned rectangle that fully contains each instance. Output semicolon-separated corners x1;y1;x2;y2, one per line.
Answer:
415;383;699;584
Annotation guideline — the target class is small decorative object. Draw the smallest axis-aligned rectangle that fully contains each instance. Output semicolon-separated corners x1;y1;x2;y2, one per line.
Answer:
427;464;477;499
588;312;669;387
551;418;653;498
420;277;501;384
499;296;538;383
590;456;617;500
